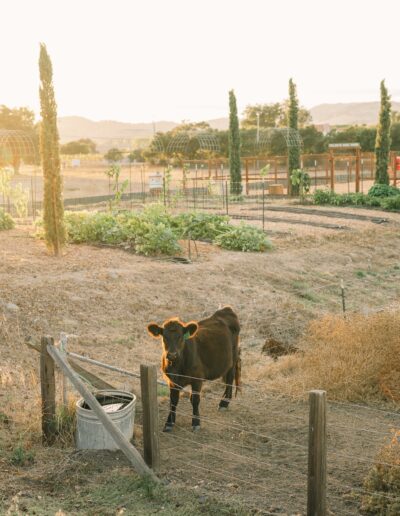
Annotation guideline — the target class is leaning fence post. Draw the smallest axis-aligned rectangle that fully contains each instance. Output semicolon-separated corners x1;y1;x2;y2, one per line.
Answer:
307;390;327;516
40;336;56;444
140;364;160;470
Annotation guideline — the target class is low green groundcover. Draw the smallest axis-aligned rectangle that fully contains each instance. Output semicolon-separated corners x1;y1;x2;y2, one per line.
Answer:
36;205;272;255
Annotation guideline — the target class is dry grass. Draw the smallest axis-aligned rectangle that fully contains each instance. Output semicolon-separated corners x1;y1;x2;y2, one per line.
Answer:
260;310;400;402
361;430;400;514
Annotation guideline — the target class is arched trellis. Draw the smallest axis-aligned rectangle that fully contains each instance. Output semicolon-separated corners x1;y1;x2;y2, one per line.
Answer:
152;131;220;155
0;129;39;165
254;127;303;153
0;129;40;219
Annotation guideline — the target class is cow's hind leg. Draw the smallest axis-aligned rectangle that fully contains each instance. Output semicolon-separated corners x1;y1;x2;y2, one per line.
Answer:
218;366;235;411
190;381;202;431
164;385;181;432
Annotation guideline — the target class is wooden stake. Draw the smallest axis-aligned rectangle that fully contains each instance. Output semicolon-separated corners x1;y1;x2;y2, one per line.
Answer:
340;279;346;315
307;390;327;516
47;344;158;481
40;336;56;444
140;365;160;470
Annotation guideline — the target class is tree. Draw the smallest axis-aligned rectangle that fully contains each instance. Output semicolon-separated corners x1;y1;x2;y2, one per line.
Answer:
241;103;282;129
288;78;301;195
39;43;66;256
104;147;123;163
375;80;391;185
228;90;242;195
60;138;97;155
241;102;311;129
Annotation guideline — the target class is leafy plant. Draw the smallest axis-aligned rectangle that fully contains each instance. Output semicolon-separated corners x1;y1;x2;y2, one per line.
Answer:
214;223;272;252
368;183;400;197
0;167;29;217
290;169;311;202
380;195;400;211
0;208;14;230
259;164;270;178
105;164;128;210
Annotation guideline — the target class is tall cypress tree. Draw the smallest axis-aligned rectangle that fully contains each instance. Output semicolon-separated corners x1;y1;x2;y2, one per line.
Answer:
39;43;65;256
375;80;391;185
288;78;301;195
228;90;242;195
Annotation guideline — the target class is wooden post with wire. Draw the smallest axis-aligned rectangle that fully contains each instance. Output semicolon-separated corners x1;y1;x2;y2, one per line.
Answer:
307;389;327;516
60;332;68;408
140;364;160;470
340;279;346;315
40;336;56;444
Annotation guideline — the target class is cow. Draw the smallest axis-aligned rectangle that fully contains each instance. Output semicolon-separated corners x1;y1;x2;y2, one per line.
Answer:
147;306;241;432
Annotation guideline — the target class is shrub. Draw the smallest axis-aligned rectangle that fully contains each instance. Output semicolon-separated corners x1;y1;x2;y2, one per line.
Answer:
135;222;181;256
266;311;400;402
380;196;400;211
173;212;230;240
368;184;400;198
0;209;14;230
43;207;272;256
214;223;272;252
313;189;338;205
361;430;400;514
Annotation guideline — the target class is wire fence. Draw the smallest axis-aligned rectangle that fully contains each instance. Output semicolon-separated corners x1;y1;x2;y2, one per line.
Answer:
59;331;400;515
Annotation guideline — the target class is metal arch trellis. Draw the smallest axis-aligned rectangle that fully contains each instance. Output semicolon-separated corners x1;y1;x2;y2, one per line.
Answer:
153;131;221;155
0;129;39;162
255;127;303;152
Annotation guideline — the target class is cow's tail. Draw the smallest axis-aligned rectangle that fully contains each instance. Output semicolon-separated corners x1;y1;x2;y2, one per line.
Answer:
235;345;242;397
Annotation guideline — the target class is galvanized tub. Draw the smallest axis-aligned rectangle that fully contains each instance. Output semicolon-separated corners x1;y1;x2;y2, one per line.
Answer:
75;390;136;450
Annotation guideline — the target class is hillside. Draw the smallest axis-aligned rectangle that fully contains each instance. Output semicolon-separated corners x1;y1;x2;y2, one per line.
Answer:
310;101;400;125
57;101;400;150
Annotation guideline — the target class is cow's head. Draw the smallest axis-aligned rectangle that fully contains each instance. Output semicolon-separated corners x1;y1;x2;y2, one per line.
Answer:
147;318;198;366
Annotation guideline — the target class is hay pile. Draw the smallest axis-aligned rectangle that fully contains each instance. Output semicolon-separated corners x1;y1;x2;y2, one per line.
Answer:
263;310;400;402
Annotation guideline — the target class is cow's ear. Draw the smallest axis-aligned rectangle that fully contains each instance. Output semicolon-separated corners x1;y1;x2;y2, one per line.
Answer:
184;322;198;338
147;323;163;338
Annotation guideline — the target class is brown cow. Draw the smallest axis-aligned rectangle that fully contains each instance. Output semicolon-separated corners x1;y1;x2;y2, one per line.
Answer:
147;306;241;432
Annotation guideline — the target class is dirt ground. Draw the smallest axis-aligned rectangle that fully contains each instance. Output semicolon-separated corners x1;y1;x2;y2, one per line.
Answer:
1;201;400;515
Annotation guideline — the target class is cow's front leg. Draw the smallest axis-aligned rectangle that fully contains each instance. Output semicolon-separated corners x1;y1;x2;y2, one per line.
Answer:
164;385;181;432
190;381;202;431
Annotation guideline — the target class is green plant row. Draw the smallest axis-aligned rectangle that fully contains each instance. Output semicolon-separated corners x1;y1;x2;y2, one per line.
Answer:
0;208;15;230
36;205;272;255
312;184;400;211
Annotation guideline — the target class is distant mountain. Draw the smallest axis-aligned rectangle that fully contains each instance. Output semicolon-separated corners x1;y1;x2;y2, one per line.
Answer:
310;102;400;125
57;102;400;151
57;116;229;151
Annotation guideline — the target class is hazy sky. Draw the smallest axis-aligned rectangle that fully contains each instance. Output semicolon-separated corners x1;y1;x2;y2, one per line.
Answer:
2;0;400;123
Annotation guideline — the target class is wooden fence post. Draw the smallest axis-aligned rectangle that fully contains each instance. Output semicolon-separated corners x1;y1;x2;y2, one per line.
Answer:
40;336;56;444
307;390;327;516
140;365;160;470
60;333;68;408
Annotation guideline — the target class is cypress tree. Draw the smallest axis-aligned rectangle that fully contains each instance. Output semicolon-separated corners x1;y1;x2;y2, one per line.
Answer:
39;43;66;256
228;89;242;195
288;78;301;195
375;80;391;185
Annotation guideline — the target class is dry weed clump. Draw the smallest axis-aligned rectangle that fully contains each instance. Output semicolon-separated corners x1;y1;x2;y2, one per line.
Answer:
360;430;400;514
263;311;400;402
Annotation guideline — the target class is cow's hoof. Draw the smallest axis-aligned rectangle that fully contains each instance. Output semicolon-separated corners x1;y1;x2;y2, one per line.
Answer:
192;425;201;432
163;424;174;433
218;406;229;412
